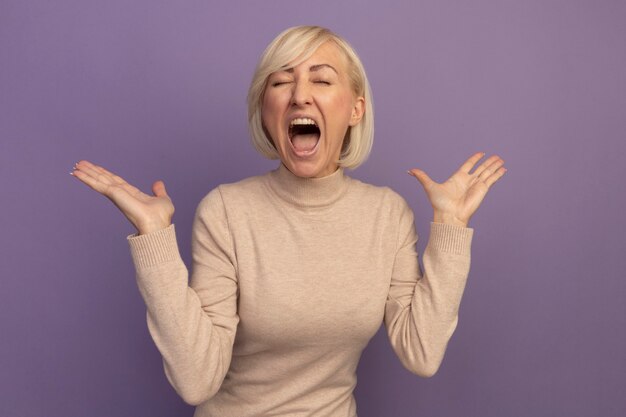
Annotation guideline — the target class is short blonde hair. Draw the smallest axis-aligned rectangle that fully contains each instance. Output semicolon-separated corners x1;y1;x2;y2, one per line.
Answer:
247;26;374;169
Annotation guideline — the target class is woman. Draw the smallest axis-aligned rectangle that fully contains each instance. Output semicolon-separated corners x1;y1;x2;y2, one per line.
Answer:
72;26;505;417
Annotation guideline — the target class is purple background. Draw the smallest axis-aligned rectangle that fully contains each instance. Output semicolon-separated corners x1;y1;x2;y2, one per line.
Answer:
2;0;625;416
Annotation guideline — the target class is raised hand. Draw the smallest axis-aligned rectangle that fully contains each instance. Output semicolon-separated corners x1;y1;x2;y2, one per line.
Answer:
408;152;506;227
71;160;174;235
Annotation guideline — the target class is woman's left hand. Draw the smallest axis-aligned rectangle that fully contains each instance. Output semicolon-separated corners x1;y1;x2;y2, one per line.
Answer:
408;152;507;227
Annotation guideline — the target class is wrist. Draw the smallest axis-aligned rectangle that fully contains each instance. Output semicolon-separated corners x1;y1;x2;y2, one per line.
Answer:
433;212;468;228
137;221;172;235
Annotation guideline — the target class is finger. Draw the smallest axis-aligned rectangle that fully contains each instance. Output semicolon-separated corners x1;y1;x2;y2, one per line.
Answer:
471;155;502;177
476;157;505;181
484;167;507;188
152;180;168;197
458;152;486;174
87;162;127;185
74;161;142;195
74;161;116;186
76;160;125;185
75;160;109;174
72;161;128;198
72;163;112;187
71;167;113;194
408;168;435;190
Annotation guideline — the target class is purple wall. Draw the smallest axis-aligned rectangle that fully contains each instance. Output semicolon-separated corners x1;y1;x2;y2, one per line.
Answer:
2;0;625;416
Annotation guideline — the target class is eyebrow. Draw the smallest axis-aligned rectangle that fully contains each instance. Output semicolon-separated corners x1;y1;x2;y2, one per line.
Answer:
282;64;338;74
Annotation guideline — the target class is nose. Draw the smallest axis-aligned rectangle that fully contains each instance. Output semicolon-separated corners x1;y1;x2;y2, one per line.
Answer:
290;79;312;107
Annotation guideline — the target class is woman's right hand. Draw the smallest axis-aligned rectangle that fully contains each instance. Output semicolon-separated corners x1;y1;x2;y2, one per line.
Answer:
71;160;175;235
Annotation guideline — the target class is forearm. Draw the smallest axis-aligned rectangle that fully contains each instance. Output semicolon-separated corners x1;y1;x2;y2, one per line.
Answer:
128;225;235;405
414;223;473;366
419;222;473;324
386;222;473;377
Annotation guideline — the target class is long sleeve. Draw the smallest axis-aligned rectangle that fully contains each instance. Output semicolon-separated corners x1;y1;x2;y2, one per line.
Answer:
127;187;239;405
384;199;473;377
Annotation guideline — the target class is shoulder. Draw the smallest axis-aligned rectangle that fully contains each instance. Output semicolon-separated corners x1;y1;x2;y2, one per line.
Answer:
346;177;416;244
346;176;411;214
195;172;270;216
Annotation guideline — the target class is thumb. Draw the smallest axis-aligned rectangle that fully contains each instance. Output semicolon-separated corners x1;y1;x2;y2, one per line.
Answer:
152;180;168;197
408;168;434;190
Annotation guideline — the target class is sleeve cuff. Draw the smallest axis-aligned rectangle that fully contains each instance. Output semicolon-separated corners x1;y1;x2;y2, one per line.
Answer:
127;224;181;269
428;222;474;255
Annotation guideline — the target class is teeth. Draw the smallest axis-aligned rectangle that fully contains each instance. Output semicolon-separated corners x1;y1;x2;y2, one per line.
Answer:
290;117;317;126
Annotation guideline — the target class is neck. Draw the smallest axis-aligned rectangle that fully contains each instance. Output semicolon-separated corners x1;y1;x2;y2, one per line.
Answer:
267;162;350;208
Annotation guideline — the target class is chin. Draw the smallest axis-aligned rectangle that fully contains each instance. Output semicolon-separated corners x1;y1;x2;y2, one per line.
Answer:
287;162;318;178
284;159;326;178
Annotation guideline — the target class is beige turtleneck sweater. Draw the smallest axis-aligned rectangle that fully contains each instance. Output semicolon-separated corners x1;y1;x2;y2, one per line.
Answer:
127;163;473;417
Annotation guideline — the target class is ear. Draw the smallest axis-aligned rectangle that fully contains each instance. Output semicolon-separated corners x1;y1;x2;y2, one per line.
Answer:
349;96;365;126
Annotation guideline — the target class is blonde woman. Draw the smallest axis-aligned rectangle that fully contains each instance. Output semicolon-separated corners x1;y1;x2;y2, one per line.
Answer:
72;25;506;417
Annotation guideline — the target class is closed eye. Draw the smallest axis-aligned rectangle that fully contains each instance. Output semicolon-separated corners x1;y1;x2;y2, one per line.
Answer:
314;80;331;85
271;81;291;87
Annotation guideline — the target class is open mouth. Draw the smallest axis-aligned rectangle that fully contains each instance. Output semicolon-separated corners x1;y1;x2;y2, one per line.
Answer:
288;118;320;153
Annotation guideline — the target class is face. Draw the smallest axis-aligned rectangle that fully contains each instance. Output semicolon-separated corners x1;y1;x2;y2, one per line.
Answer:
261;41;365;178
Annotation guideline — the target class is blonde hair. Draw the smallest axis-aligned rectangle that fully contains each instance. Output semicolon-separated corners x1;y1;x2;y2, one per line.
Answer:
247;26;374;169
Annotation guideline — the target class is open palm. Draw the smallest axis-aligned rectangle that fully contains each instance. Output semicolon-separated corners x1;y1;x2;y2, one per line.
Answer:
71;160;174;235
409;153;506;227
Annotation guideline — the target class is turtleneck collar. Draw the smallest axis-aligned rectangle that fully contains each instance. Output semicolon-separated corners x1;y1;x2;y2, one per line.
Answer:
266;163;350;208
